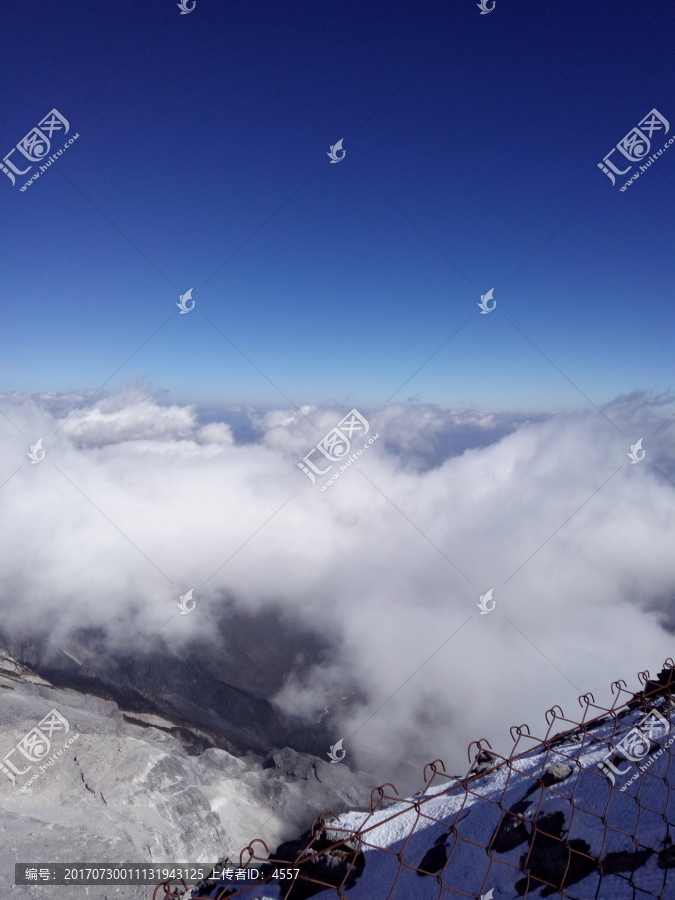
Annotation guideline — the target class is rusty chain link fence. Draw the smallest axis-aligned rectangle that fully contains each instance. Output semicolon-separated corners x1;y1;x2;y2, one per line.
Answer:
149;657;675;899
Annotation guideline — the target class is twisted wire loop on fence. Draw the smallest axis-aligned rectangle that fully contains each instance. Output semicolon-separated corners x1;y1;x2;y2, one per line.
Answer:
171;658;675;899
152;878;189;899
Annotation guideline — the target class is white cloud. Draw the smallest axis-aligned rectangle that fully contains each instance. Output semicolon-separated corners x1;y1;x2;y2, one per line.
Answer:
55;385;197;446
196;422;234;445
1;387;674;790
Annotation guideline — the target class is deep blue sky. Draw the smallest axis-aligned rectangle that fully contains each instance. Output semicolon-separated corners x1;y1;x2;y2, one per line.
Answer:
0;0;673;411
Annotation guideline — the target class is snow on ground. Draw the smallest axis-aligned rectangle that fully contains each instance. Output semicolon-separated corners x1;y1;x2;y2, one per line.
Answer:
197;678;675;899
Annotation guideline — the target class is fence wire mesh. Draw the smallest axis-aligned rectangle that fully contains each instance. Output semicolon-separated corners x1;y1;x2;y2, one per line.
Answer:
157;658;675;900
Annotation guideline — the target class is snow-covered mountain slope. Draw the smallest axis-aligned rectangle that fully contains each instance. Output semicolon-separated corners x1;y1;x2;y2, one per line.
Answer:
196;663;675;900
0;651;376;900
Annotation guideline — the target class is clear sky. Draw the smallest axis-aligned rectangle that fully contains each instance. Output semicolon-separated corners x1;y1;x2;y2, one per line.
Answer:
1;0;673;412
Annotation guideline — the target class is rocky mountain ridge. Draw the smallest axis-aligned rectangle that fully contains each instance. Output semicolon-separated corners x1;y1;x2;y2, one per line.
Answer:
0;649;376;900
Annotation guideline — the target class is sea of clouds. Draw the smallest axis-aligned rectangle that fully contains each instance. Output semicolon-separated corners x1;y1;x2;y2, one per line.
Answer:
1;384;674;788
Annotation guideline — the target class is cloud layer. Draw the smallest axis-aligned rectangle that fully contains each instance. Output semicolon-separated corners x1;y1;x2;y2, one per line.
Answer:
1;385;675;789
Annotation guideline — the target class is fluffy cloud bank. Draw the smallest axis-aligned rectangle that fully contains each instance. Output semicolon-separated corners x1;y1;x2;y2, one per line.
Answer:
1;385;674;787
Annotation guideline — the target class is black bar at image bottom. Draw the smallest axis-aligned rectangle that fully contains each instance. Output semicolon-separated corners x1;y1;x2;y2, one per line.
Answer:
14;864;297;885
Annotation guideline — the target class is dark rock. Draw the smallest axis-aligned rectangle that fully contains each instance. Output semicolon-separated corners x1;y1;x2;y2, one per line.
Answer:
523;761;575;799
601;848;655;873
489;800;531;854
628;666;675;707
541;762;573;787
515;811;597;896
649;667;675;695
262;825;365;899
658;839;675;869
470;750;500;776
416;831;452;876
